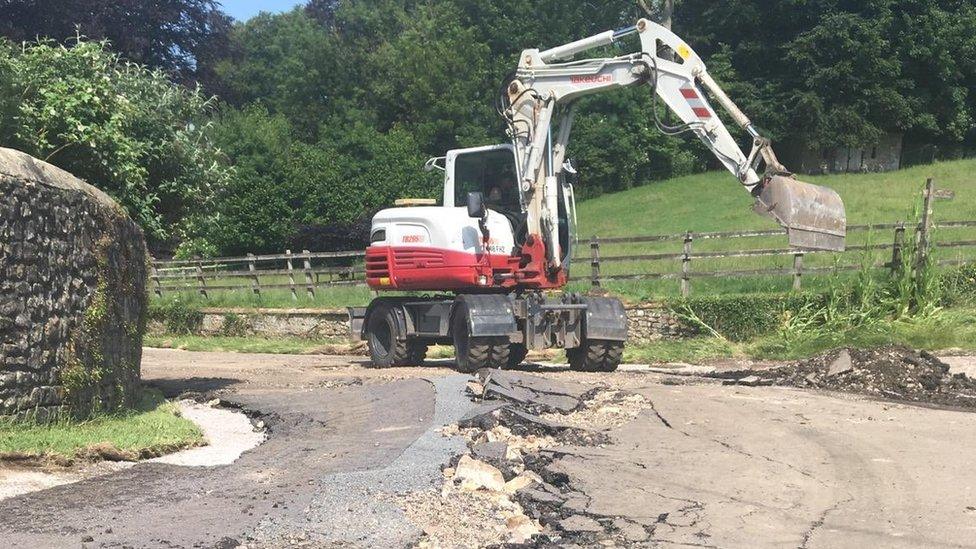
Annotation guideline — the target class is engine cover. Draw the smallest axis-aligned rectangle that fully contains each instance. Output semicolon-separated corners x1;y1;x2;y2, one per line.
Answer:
365;206;519;291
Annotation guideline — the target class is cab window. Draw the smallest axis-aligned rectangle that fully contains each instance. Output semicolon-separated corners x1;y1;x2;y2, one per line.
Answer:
454;149;519;211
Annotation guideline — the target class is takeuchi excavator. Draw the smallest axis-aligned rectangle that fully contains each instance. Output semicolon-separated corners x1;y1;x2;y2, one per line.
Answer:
350;19;846;373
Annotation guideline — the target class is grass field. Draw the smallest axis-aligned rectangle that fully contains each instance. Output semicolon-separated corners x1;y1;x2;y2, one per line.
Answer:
567;158;976;299
151;158;976;309
0;390;203;461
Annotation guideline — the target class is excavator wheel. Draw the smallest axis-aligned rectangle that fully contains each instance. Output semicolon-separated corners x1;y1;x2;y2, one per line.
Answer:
507;343;529;369
567;340;623;372
366;303;428;368
452;303;510;373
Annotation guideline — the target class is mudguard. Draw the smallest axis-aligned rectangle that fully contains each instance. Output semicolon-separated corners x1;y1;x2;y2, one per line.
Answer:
359;297;412;341
454;294;517;338
581;297;628;342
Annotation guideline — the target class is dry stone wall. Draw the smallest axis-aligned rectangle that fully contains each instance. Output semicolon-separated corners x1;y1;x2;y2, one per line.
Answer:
0;148;147;420
149;305;695;343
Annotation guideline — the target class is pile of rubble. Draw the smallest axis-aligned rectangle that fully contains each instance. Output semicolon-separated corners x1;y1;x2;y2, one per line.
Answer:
400;370;654;547
724;347;976;408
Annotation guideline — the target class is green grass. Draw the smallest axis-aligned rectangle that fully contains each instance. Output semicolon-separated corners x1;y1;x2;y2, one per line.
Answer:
623;337;740;364
153;285;377;311
626;307;976;363
569;158;976;301
576;158;976;237
0;390;204;460
145;334;344;354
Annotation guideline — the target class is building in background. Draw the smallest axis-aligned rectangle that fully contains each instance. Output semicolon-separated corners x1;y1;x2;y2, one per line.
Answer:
781;133;903;174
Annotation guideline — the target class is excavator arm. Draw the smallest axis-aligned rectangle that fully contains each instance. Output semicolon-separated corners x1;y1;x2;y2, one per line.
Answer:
502;19;846;268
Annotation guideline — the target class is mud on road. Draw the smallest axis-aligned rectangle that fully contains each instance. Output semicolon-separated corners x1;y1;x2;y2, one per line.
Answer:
2;347;976;548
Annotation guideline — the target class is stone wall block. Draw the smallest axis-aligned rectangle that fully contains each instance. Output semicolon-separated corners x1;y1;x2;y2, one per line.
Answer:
0;148;147;420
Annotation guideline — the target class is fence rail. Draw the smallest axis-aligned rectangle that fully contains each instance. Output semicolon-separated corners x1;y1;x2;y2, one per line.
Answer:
151;179;975;299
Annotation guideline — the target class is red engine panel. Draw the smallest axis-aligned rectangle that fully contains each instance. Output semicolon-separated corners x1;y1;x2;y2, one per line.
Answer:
366;234;565;291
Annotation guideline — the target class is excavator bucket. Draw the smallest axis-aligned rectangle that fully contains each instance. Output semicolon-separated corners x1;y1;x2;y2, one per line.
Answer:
754;175;846;252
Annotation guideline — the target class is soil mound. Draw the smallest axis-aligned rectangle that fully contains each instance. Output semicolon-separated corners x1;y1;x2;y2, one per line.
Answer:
751;347;976;408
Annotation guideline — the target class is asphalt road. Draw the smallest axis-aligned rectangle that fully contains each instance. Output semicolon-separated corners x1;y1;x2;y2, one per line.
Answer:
2;349;976;548
0;350;471;548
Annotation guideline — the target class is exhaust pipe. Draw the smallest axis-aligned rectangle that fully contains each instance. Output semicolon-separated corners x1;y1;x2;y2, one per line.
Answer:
754;175;846;252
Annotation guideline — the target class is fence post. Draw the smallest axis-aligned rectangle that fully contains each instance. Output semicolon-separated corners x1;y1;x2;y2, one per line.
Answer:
681;231;693;298
916;178;935;269
150;260;162;297
890;222;906;271
195;257;208;299
589;236;601;289
286;249;297;301
247;253;261;296
302;250;315;299
792;252;804;291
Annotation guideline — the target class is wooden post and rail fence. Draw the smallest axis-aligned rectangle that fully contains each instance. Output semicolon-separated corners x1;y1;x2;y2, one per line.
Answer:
150;180;975;299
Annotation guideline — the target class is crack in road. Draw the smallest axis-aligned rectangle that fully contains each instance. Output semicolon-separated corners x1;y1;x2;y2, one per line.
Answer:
799;496;853;549
647;397;827;488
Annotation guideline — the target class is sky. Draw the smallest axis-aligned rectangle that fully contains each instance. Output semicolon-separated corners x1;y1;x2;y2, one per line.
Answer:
219;0;306;21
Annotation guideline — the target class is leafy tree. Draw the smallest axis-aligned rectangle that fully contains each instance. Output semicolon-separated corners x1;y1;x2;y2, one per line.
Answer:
212;9;344;138
203;108;433;255
202;106;297;256
676;0;976;151
0;38;231;244
0;0;230;82
366;2;494;153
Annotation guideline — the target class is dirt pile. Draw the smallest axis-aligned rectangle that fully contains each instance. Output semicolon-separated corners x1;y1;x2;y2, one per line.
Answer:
727;347;976;408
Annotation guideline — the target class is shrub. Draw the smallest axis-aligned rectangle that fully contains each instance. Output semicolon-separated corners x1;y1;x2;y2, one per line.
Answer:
148;298;203;335
670;293;826;342
940;263;976;306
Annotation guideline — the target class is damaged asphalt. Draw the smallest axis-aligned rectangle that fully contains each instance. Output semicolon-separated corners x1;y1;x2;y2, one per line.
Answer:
0;350;473;548
4;348;976;548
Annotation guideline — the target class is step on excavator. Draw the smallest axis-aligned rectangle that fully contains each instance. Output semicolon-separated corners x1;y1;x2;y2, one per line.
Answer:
349;19;846;373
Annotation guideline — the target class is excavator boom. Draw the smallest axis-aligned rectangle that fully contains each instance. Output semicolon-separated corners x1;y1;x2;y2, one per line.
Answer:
502;19;847;261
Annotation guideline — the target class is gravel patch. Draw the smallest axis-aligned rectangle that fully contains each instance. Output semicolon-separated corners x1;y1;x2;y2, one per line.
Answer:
250;374;476;547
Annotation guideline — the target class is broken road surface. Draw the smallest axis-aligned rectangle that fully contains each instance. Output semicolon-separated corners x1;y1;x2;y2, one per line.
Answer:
2;349;976;547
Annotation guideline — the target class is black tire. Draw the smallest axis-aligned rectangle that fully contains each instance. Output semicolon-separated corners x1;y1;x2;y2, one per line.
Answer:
452;304;510;373
567;340;623;372
366;303;408;368
507;343;528;369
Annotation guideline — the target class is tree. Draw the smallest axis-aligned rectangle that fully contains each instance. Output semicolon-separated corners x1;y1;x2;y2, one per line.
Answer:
676;0;976;151
201;106;298;256
202;107;434;255
211;9;348;139
0;38;231;245
0;0;230;82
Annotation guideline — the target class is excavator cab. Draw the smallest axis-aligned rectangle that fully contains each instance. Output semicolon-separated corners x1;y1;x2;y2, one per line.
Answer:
448;145;530;248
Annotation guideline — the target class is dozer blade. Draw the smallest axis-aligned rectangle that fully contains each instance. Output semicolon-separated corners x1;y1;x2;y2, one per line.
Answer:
754;175;846;252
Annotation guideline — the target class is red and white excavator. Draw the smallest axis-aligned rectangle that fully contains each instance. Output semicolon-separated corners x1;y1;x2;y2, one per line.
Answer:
350;19;846;372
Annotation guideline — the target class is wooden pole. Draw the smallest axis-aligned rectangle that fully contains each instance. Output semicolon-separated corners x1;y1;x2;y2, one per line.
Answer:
303;249;315;298
150;260;162;297
891;222;905;271
195;257;208;299
917;178;935;268
792;252;804;291
248;253;260;296
681;232;693;297
286;249;297;301
590;236;601;289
